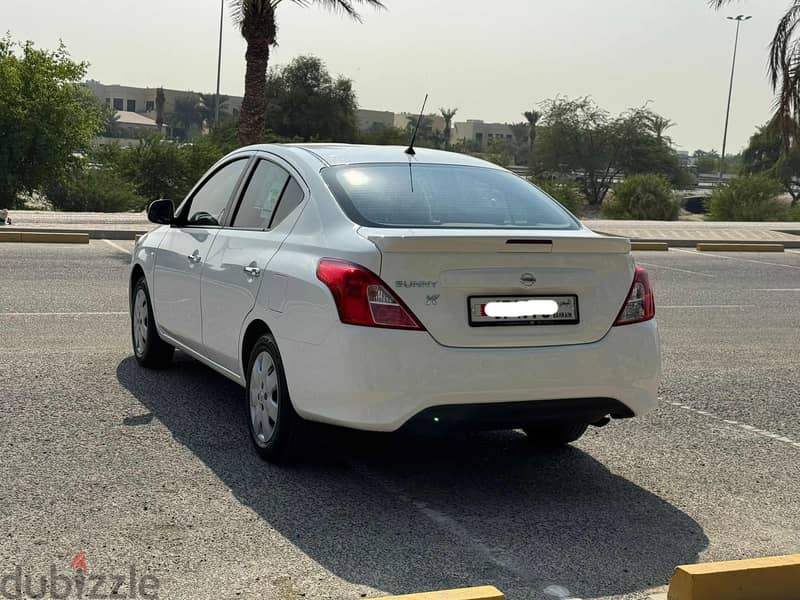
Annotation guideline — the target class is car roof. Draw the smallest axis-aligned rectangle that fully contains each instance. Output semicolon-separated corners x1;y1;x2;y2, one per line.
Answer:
236;143;505;170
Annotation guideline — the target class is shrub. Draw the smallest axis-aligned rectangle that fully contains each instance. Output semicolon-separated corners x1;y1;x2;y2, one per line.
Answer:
603;174;679;220
707;174;786;221
533;179;585;216
46;167;145;212
786;202;800;221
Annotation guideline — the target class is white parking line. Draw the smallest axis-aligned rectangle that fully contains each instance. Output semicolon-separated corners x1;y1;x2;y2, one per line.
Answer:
637;262;716;278
671;248;800;270
0;312;127;317
665;400;800;450
103;239;132;255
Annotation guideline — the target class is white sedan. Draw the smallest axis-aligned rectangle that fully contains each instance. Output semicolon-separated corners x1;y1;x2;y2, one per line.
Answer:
129;144;660;462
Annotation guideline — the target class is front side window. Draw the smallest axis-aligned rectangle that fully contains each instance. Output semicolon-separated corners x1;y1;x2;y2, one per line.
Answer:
232;160;291;229
184;159;247;227
322;164;580;230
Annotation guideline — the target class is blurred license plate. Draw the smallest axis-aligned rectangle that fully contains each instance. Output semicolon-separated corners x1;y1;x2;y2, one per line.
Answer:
468;295;579;326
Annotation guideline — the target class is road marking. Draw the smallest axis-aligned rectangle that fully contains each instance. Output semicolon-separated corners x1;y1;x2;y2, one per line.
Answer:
637;262;716;278
665;400;800;450
671;248;800;270
751;288;800;292
0;311;127;317
103;239;132;255
659;304;755;309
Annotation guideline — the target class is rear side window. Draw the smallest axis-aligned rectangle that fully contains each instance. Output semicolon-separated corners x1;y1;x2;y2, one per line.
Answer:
232;160;290;229
321;164;579;230
270;178;304;227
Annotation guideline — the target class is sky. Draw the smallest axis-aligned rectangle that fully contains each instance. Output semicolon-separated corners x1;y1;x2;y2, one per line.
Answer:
1;0;790;152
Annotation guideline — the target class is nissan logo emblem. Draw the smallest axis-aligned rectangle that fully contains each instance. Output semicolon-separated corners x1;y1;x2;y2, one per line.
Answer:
520;273;536;287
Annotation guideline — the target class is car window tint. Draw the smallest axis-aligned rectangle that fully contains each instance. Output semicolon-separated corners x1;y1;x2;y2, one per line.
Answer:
321;164;579;230
232;160;290;229
186;159;247;227
270;177;304;228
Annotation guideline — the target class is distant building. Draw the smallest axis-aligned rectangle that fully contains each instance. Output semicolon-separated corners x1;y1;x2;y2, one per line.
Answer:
452;120;515;150
85;81;243;119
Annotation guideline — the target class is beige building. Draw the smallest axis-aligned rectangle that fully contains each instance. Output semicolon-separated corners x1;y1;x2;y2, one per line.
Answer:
452;120;515;150
85;81;243;119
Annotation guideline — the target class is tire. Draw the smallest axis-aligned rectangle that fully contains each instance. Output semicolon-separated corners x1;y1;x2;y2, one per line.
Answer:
131;277;174;368
523;423;588;447
245;333;309;463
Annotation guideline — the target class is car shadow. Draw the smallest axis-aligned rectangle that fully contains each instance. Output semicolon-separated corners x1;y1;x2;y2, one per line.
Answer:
116;355;707;600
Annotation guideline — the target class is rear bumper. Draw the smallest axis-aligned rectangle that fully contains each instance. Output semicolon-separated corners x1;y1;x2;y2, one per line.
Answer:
278;320;661;432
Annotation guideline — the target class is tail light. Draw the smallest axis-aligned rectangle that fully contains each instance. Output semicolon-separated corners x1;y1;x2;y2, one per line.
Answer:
614;266;655;326
316;258;425;330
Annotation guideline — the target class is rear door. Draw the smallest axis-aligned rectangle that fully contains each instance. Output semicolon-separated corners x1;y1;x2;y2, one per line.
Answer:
200;155;308;372
152;157;249;349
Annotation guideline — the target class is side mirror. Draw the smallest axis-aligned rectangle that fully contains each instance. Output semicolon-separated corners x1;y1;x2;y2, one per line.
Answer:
147;199;174;225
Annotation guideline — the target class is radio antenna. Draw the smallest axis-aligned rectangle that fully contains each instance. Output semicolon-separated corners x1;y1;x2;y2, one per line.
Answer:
405;94;429;156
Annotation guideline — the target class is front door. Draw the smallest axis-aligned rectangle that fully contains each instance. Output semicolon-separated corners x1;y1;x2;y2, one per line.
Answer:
201;157;307;372
152;158;249;350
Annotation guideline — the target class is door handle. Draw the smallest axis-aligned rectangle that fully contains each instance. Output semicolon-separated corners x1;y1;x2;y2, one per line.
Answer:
187;250;202;264
244;265;262;278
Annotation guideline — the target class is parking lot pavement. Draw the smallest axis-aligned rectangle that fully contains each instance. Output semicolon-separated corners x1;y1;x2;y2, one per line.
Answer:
0;242;798;600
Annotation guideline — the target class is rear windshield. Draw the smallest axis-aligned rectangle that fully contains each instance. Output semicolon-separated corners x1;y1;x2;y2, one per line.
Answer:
321;163;580;230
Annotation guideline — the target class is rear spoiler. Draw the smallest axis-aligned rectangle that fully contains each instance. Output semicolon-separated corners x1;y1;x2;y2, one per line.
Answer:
358;227;631;254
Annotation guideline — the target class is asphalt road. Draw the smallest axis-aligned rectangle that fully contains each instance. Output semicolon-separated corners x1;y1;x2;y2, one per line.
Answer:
1;241;798;600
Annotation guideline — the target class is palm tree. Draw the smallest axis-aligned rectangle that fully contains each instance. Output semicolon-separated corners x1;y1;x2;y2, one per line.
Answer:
440;108;457;149
230;0;385;146
711;1;800;145
648;115;675;145
198;92;230;126
170;94;203;139
155;87;165;133
523;110;541;155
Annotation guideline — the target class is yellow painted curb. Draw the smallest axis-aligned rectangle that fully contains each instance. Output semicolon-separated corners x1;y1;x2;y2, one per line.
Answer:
668;554;800;600
695;243;784;252
377;586;504;600
0;231;21;242
3;232;90;244
632;242;669;251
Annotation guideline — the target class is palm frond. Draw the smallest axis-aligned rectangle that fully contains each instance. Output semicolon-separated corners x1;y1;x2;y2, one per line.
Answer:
287;0;385;22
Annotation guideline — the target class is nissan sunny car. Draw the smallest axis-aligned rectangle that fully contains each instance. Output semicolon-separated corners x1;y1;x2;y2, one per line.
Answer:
129;144;661;462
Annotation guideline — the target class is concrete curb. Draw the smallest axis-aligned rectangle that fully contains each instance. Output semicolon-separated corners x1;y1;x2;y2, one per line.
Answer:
0;227;147;241
632;242;669;251
695;242;785;252
0;231;89;244
667;554;800;600
377;587;504;600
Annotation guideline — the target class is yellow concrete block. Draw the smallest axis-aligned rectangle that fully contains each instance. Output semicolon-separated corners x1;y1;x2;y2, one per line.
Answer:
695;243;784;252
18;232;89;244
668;554;800;600
0;231;21;242
377;586;505;600
632;242;669;251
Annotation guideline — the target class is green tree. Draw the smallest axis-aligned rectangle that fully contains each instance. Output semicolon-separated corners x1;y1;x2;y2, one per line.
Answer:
230;0;385;146
155;87;166;132
0;37;105;207
707;174;787;221
534;97;682;205
603;174;679;220
198;92;230;125
358;123;407;145
168;94;203;139
523;109;541;157
265;55;358;141
440;108;457;150
741;123;800;204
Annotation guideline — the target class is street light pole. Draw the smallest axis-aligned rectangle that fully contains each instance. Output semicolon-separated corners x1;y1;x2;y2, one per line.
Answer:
215;0;224;126
719;14;751;182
